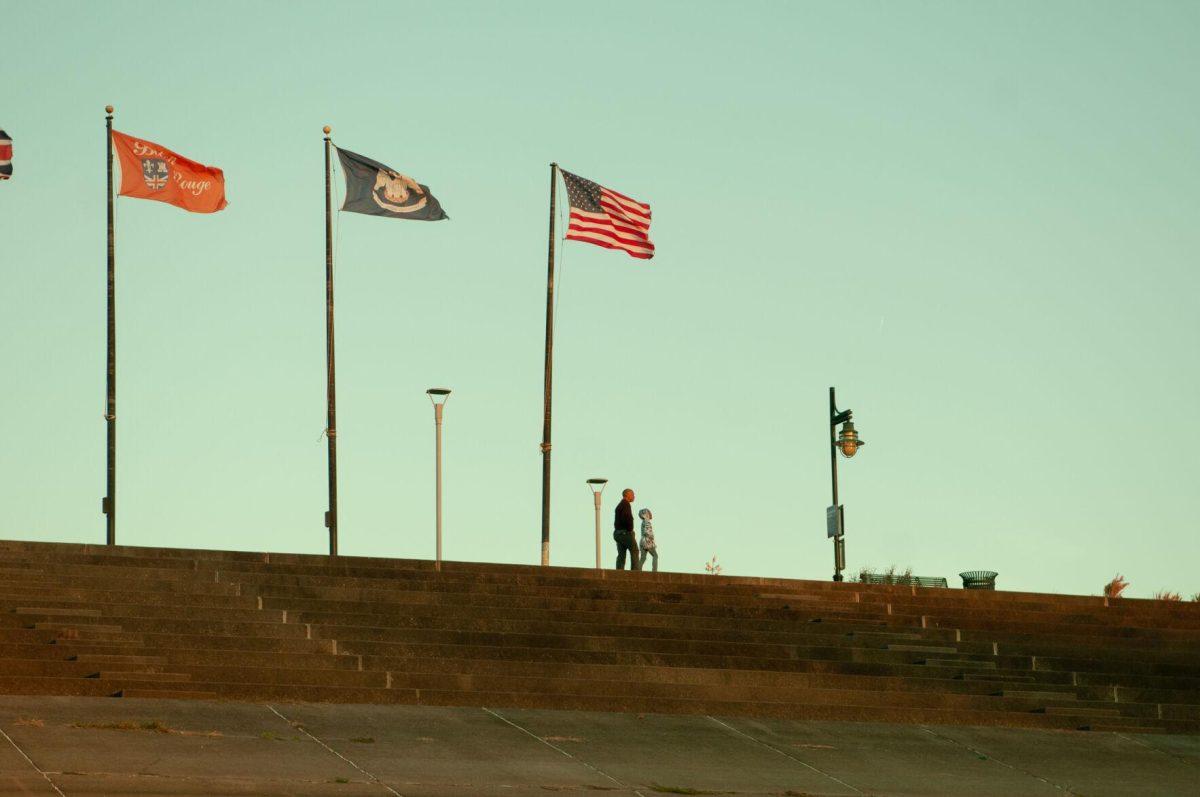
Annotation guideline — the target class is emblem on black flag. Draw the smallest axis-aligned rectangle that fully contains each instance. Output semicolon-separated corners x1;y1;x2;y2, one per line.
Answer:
141;158;169;191
335;146;447;221
373;170;428;214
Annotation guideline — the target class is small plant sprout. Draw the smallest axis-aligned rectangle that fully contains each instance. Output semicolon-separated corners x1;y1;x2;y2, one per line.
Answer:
704;555;722;576
1152;590;1182;601
1103;574;1129;599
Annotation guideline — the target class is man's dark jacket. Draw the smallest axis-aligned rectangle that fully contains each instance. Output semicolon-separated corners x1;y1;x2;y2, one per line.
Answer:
614;499;633;533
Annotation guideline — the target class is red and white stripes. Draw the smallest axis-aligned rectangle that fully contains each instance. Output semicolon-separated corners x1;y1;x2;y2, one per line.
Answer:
561;169;654;260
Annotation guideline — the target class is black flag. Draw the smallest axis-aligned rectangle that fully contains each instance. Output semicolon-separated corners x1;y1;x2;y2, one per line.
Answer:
334;147;447;220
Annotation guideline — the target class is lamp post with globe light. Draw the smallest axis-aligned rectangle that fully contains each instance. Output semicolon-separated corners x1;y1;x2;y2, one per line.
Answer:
828;387;865;582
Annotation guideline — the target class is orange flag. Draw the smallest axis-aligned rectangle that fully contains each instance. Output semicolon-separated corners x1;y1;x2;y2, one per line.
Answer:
111;130;227;213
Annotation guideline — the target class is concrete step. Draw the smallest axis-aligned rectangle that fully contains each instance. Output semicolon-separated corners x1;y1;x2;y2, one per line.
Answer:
1112;685;1200;706
42;675;1147;732
1034;654;1200;679
0;628;59;644
1043;706;1122;718
8;601;284;625
1000;690;1078;701
169;664;386;689
117;688;219;700
924;659;998;670
14;554;1180;624
285;612;978;653
52;633;144;646
73;654;169;666
365;654;1090;704
63;631;336;656
263;591;1200;641
0;581;245;599
32;622;124;634
1080;671;1200;692
0;547;1176;604
17;615;309;642
1159;704;1200;721
375;671;1064;713
0;659;111;678
305;624;985;666
0;676;146;698
847;631;923;640
0;588;254;607
887;644;958;654
14;607;102;618
258;596;909;636
335;637;1018;682
6;600;917;650
0;565;45;575
0;644;361;672
96;671;192;683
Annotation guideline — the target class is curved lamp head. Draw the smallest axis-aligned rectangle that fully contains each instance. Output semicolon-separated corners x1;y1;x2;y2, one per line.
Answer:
836;421;864;458
586;477;608;495
426;388;451;406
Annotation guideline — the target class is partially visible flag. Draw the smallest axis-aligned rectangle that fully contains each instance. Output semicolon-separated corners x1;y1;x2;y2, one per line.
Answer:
0;130;11;180
335;147;447;221
111;130;227;213
561;169;653;260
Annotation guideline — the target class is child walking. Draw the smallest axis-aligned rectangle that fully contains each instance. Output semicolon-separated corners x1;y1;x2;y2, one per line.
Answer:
638;508;658;572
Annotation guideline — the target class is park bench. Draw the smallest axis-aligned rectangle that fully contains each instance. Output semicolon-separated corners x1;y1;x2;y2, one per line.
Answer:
859;573;948;588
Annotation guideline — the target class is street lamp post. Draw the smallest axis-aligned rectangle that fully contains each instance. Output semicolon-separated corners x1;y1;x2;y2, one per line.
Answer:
427;388;451;571
828;386;864;582
587;479;608;570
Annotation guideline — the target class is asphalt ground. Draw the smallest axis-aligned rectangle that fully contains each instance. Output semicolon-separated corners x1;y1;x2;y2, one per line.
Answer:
0;696;1197;796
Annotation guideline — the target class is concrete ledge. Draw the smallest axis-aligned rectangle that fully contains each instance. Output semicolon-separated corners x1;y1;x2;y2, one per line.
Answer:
1;696;1198;796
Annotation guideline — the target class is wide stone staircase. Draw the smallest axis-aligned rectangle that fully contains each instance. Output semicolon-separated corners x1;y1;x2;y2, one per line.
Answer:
2;539;1199;734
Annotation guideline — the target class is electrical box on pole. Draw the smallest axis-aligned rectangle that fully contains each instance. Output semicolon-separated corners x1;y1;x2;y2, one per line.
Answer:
826;504;844;539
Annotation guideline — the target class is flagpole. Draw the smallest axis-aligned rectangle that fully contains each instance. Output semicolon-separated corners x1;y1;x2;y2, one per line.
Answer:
323;126;339;556
104;105;116;546
540;163;558;566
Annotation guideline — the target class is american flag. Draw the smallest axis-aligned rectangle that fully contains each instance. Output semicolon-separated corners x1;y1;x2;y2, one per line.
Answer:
0;129;11;181
561;169;654;260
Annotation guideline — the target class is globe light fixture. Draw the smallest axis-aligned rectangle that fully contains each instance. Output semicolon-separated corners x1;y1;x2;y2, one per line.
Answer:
837;421;864;458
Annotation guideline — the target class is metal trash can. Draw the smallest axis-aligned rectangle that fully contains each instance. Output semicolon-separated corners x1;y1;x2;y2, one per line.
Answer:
959;570;998;590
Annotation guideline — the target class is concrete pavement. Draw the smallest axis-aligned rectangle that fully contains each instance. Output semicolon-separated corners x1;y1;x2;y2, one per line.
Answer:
1;696;1197;796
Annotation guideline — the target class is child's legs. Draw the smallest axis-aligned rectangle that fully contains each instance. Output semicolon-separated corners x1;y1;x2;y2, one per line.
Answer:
649;548;658;572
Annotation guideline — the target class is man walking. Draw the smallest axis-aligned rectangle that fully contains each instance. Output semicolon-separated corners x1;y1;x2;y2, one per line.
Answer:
613;488;640;570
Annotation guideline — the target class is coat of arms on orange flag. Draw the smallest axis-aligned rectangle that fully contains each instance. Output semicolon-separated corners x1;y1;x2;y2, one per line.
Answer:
111;130;227;213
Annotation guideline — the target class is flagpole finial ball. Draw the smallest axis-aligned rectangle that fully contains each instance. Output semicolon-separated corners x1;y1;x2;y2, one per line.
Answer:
105;105;114;114
323;125;331;135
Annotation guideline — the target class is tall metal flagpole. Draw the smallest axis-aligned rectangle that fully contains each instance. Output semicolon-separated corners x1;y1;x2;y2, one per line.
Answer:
104;105;116;546
324;126;339;556
539;163;558;566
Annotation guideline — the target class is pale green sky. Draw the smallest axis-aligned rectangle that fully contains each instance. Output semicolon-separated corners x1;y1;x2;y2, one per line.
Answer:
2;1;1198;597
